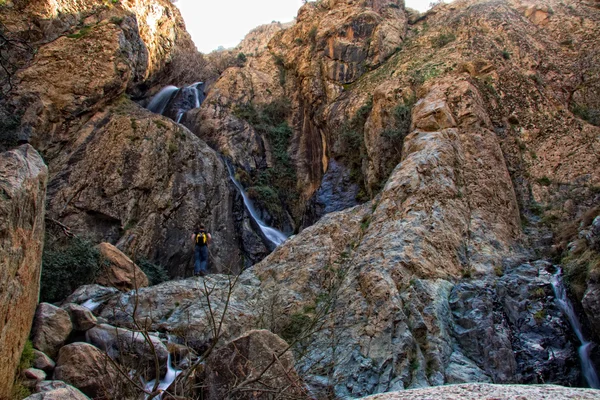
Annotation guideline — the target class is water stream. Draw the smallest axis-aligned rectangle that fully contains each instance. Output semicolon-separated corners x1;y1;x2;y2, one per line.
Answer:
551;268;600;388
143;353;181;400
225;161;288;248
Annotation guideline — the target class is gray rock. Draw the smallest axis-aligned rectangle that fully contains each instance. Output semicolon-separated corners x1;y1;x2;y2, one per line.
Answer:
32;350;55;374
23;367;46;381
31;303;73;359
62;285;119;309
62;303;97;332
360;383;600;399
24;385;91;400
85;324;168;380
35;380;69;393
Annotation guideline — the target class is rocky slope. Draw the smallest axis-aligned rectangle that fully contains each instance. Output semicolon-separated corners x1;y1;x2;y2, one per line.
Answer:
0;145;47;399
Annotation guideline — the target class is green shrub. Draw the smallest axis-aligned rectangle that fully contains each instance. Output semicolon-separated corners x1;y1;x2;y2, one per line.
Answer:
41;236;103;303
572;104;600;126
67;25;92;39
501;49;511;60
137;258;169;285
536;176;551;186
236;52;247;64
280;312;312;343
18;340;34;371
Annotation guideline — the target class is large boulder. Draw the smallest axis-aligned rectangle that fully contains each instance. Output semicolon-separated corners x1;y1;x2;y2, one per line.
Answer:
95;242;149;291
31;303;73;359
53;342;120;399
0;145;47;399
204;329;303;400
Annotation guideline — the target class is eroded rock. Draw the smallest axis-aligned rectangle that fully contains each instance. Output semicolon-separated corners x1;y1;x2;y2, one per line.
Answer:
95;242;149;291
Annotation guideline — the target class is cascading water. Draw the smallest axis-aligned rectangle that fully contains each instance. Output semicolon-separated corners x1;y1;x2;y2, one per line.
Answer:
146;82;205;122
143;353;181;400
81;298;103;311
225;161;288;248
551;268;600;389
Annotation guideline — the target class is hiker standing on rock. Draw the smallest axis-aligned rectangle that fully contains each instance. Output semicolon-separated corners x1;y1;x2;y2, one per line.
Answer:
192;225;212;276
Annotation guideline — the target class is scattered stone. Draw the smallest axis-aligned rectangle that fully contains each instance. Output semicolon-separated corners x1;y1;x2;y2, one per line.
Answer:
62;303;97;331
31;303;73;359
32;350;56;374
23;367;46;381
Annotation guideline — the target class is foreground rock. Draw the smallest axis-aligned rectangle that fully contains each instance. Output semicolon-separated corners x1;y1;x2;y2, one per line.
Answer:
62;304;98;332
204;329;304;399
0;145;47;399
53;343;120;399
95;242;149;291
360;383;600;399
25;382;91;400
31;303;73;359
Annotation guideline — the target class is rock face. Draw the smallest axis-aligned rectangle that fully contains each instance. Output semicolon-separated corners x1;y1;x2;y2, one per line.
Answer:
0;144;47;399
360;383;600;400
45;100;241;277
31;303;74;359
95;242;149;290
204;329;304;400
53;342;120;400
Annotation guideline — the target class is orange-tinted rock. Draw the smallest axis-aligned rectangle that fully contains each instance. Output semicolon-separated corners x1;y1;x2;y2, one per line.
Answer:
0;145;47;399
95;242;149;291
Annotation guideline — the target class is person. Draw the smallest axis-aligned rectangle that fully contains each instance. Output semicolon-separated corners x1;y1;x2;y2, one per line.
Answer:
192;225;212;276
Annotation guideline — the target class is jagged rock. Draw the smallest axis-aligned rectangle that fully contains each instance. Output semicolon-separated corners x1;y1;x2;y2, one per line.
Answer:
95;242;149;291
26;382;91;400
0;145;47;399
85;323;169;380
53;342;120;399
204;329;303;400
31;303;73;359
360;383;600;399
32;350;56;374
62;304;98;332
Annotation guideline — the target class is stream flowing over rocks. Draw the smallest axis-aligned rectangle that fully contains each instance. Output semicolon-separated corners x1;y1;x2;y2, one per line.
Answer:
1;0;600;398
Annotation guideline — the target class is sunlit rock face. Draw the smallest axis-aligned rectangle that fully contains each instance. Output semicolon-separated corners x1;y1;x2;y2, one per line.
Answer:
0;145;47;399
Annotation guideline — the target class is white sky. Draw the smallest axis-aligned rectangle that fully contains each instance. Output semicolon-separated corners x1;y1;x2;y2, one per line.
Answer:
175;0;443;54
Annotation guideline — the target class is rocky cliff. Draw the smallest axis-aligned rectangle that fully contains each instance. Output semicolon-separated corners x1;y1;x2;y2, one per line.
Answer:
0;145;47;399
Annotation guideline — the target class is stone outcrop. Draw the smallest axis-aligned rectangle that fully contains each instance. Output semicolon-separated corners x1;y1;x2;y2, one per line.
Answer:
95;242;149;291
53;342;120;399
33;350;56;375
204;329;304;399
0;144;47;399
31;303;73;359
360;383;600;400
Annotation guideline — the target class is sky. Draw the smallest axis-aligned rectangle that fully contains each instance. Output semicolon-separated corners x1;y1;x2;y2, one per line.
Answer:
175;0;444;54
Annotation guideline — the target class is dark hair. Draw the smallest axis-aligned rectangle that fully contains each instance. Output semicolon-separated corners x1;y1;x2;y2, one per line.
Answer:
199;224;206;230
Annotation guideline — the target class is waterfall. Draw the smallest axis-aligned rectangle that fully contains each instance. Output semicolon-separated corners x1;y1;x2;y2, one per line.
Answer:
146;82;205;122
225;161;288;248
551;269;600;389
147;86;179;115
143;353;181;400
81;298;103;311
